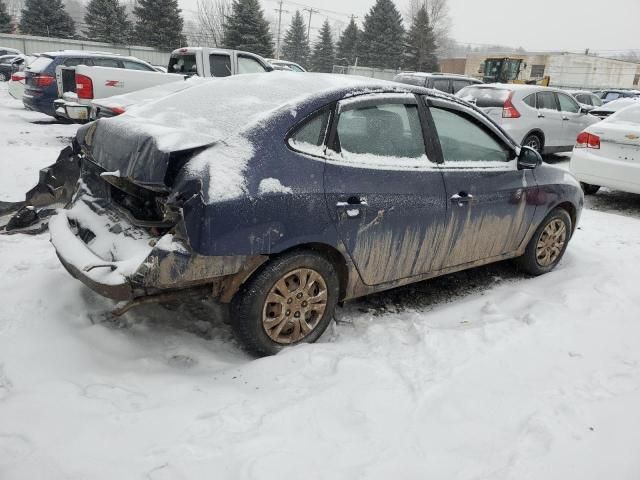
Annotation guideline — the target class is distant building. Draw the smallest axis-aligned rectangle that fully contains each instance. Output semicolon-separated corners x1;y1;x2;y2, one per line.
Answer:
440;52;640;90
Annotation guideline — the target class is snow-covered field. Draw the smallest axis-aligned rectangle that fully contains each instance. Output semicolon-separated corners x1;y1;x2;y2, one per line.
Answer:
1;82;640;479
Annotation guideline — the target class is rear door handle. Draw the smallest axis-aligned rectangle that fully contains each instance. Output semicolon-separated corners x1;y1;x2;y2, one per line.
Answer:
451;192;474;206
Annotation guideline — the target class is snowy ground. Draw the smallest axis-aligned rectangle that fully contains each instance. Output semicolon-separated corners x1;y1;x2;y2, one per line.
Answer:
1;82;640;479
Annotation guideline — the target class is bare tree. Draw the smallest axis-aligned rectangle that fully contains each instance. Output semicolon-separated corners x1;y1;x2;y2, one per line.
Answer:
405;0;451;53
195;0;230;47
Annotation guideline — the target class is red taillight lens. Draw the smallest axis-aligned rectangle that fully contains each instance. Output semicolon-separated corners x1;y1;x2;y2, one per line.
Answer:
111;106;126;115
502;91;521;118
11;74;23;82
575;132;600;149
76;74;94;100
33;74;55;87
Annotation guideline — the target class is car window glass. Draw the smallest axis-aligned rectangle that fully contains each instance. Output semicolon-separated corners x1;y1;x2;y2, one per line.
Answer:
591;95;603;107
452;80;470;93
168;54;197;75
210;54;232;77
122;60;154;71
336;103;426;161
432;78;450;92
431;107;510;163
288;109;331;155
92;58;121;68
557;93;580;113
394;75;426;87
575;94;591;106
64;57;91;67
604;92;621;101
536;92;559;110
26;56;53;72
238;56;267;74
523;94;536;108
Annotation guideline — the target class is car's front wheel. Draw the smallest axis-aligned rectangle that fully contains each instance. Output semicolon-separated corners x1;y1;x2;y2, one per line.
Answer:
517;208;572;276
580;182;600;195
231;251;340;357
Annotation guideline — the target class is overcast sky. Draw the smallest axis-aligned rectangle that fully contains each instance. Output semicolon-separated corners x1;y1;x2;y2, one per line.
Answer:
178;0;638;54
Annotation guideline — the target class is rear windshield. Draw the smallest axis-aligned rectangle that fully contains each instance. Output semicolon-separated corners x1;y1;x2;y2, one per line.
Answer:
27;56;53;73
457;86;510;108
168;54;197;75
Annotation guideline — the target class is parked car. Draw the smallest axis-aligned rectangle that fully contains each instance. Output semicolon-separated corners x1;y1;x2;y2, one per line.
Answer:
570;104;640;195
393;72;482;94
457;84;599;154
0;54;20;81
0;47;21;57
267;59;306;72
566;89;603;111
55;47;274;122
48;73;583;356
23;51;157;117
596;89;640;104
589;97;640;119
8;56;39;101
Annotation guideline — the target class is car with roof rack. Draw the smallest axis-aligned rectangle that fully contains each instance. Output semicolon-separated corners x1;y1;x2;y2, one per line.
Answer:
393;72;483;94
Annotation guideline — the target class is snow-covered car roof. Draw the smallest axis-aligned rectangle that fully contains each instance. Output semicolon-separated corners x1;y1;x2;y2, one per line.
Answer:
591;97;640;115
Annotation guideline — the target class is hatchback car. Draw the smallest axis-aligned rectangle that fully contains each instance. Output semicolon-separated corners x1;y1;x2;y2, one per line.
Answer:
457;84;599;154
394;72;482;94
0;54;20;81
49;73;583;356
571;104;640;195
23;51;157;117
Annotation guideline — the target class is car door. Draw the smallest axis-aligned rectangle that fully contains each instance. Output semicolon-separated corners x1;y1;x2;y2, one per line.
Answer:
323;93;449;286
557;92;592;146
426;97;538;269
535;91;563;147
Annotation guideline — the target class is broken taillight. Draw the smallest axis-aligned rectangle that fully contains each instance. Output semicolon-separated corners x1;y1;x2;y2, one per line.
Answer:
575;132;600;149
502;91;521;118
76;74;94;100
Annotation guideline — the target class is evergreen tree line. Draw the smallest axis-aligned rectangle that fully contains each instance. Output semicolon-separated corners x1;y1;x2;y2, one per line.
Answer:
0;0;439;73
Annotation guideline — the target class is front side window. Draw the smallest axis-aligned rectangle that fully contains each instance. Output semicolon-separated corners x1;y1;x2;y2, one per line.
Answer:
336;103;426;161
536;92;559;111
557;93;580;113
430;107;510;163
575;94;592;106
210;54;231;77
238;56;267;74
288;109;331;156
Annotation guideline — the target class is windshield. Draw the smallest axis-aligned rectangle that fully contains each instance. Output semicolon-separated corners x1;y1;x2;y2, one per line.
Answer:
26;56;53;73
168;54;198;75
457;87;510;108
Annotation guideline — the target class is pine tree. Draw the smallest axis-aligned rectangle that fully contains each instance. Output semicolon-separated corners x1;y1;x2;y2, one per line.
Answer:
359;0;405;69
0;0;13;33
404;5;438;72
84;0;131;44
281;10;309;68
222;0;274;58
133;0;186;50
310;19;335;73
19;0;76;38
336;17;359;65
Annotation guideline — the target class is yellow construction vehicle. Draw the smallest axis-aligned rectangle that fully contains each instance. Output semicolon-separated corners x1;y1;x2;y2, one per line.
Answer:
481;57;550;86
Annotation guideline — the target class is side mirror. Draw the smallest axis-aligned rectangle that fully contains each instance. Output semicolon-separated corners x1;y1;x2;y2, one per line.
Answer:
518;146;542;170
580;106;592;114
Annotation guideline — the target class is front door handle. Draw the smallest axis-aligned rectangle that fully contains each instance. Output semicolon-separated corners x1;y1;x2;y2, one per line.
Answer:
451;192;474;206
562;116;570;121
537;113;545;118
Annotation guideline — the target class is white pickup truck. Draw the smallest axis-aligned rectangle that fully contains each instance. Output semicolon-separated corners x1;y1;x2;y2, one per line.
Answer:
54;47;274;122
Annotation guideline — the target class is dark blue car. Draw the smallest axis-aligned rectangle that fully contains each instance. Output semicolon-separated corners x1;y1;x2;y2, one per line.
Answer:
49;73;583;356
23;51;156;117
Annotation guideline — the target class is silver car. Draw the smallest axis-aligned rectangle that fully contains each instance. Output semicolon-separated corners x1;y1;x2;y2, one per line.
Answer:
457;84;599;154
565;90;603;112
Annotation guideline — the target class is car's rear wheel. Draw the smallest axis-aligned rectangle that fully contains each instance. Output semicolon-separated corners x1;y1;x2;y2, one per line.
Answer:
522;133;543;153
0;73;8;82
231;251;339;357
580;182;600;195
517;208;572;276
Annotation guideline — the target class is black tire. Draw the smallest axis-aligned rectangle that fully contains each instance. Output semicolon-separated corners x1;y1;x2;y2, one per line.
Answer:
0;72;7;82
517;208;572;276
580;182;600;195
230;251;340;357
522;133;543;153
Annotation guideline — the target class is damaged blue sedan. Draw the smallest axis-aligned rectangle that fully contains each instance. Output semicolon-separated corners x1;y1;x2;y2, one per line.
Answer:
49;73;583;356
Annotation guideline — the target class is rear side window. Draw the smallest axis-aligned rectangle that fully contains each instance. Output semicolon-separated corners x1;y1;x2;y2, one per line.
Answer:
591;95;603;107
536;92;559;110
122;60;154;71
64;57;92;67
431;107;510;163
169;54;197;75
25;56;52;73
394;75;426;87
288;109;331;156
523;94;536;108
93;58;121;68
431;78;450;93
457;87;510;108
238;56;267;74
452;80;471;94
336;103;426;159
575;94;591;105
210;54;231;77
604;92;621;101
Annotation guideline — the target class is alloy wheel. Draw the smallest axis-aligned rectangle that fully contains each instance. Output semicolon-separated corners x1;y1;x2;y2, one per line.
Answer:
262;268;328;344
536;219;567;267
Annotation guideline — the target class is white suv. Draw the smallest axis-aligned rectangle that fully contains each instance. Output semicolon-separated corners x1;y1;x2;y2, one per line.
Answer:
457;84;599;154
